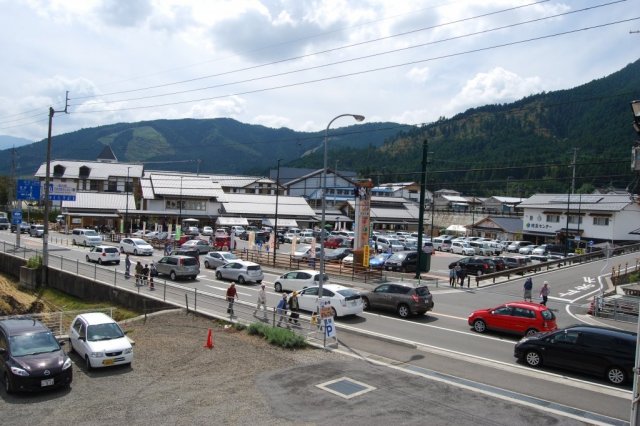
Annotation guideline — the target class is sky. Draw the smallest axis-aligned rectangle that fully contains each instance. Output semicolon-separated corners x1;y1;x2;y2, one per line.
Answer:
0;0;638;142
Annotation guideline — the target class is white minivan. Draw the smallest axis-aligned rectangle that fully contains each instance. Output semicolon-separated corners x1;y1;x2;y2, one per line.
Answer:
71;228;102;246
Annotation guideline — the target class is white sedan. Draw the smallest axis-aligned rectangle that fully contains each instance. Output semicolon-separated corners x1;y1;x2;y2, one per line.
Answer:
296;284;364;318
119;238;154;255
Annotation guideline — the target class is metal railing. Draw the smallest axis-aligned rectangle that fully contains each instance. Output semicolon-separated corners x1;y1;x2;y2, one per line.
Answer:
0;308;114;337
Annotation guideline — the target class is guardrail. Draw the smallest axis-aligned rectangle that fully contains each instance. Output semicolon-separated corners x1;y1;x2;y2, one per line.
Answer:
474;242;640;286
0;241;335;347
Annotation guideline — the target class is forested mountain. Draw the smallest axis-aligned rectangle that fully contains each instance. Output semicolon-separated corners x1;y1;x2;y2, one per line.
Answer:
292;59;640;196
2;58;638;198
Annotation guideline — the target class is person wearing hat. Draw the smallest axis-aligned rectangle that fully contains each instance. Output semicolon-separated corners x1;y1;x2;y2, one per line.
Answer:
254;283;267;318
288;291;300;325
276;293;288;327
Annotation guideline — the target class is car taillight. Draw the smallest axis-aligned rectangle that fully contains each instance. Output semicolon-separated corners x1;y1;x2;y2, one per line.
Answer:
483;263;488;269
179;259;184;265
411;294;420;303
101;253;106;256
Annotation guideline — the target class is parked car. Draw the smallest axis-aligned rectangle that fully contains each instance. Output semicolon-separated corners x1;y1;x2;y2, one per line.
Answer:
468;301;557;337
274;269;328;293
119;238;154;256
375;236;404;253
0;318;73;393
86;245;121;265
341;253;354;265
324;247;352;261
171;247;200;259
361;282;434;318
503;256;527;269
185;226;200;236
368;252;392;269
0;217;9;230
451;241;476;256
518;244;538;255
215;261;263;284
72;228;103;246
68;312;133;370
155;255;200;280
11;222;31;233
448;257;496;276
432;237;452;252
324;236;348;249
203;251;238;269
29;224;45;238
297;284;364;318
507;241;534;253
514;325;636;385
291;245;321;260
180;239;212;254
201;226;214;236
384;251;419;272
490;256;507;271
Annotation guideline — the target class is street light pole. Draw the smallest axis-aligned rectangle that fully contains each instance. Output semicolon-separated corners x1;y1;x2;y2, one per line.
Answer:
319;114;364;304
273;159;282;267
125;166;131;236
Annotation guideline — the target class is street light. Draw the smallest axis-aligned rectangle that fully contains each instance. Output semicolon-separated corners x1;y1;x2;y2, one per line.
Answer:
125;166;131;235
318;114;364;305
273;159;282;266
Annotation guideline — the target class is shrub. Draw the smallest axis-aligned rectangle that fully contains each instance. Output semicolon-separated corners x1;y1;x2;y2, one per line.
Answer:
247;322;306;349
26;255;43;269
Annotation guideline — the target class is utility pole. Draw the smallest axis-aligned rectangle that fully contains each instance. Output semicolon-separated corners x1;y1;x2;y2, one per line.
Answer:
415;139;428;279
42;91;69;286
570;147;578;194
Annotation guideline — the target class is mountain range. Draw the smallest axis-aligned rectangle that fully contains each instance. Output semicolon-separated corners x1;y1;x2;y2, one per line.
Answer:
1;58;639;197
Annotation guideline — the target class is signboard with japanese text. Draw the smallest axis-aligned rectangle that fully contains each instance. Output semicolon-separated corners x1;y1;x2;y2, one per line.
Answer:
16;180;40;201
41;182;77;201
353;180;372;250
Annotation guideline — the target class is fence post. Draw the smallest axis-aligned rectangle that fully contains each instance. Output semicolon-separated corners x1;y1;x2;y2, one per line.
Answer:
185;294;189;313
194;288;197;313
114;269;117;287
163;280;167;301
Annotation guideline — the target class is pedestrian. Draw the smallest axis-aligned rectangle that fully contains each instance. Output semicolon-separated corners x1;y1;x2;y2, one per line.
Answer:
459;269;467;287
288;291;300;325
523;277;533;302
226;283;238;315
449;267;455;287
454;263;462;286
164;241;171;256
149;262;156;290
540;281;551;306
125;254;131;279
276;293;288;327
254;283;267;318
142;264;149;287
135;261;143;286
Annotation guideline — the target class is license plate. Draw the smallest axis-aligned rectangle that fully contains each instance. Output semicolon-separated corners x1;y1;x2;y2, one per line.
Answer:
102;359;114;366
41;378;54;387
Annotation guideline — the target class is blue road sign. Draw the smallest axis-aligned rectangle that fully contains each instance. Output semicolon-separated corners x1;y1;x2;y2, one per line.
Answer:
49;195;76;201
12;209;22;225
16;180;40;201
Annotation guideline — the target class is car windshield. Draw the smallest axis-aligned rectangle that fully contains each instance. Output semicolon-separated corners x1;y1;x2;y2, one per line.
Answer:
389;253;407;260
221;253;238;260
85;230;98;236
10;331;60;356
131;238;147;244
540;309;555;320
87;322;125;341
336;289;359;298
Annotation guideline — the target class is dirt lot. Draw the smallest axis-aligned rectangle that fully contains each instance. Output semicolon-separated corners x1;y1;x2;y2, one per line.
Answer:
0;310;326;425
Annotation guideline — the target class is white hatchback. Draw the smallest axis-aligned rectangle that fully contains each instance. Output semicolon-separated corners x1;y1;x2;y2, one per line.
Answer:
297;284;364;318
69;312;133;370
119;238;154;256
274;269;328;293
86;245;121;265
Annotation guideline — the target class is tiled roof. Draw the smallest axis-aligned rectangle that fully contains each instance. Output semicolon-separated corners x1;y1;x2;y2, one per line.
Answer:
141;173;224;198
220;193;315;217
519;193;633;212
35;161;143;179
61;192;135;210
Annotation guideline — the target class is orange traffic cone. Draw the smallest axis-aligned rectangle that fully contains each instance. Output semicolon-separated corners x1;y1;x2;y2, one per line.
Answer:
204;328;214;349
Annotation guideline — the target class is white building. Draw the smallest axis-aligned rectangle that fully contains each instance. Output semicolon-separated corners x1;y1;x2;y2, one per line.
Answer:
518;193;640;244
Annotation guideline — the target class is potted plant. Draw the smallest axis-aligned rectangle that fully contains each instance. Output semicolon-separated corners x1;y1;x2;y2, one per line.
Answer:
20;255;43;289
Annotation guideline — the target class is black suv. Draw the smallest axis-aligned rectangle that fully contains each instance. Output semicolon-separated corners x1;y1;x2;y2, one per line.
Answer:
448;257;496;276
0;318;73;393
514;325;635;385
384;251;418;272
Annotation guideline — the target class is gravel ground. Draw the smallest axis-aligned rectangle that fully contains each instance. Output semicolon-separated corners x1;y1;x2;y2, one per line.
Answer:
0;310;327;426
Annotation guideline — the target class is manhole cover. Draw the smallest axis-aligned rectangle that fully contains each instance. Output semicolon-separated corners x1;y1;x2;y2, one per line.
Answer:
316;377;376;399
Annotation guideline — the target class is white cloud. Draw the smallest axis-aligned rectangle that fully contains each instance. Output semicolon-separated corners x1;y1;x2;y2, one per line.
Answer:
406;67;430;83
253;114;291;129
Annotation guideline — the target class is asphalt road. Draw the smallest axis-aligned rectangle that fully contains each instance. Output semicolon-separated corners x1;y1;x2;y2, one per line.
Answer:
4;230;637;425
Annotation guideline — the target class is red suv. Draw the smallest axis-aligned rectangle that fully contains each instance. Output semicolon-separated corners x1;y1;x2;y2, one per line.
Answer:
324;236;347;249
468;301;557;336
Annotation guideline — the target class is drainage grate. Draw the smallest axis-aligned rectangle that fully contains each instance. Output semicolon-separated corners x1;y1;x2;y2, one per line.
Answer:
316;377;376;399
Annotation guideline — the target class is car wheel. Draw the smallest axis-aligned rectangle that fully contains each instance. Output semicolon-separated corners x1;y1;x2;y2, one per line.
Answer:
120;247;124;253
170;271;177;281
524;328;539;337
606;366;626;385
397;304;410;318
524;350;542;367
237;276;246;285
68;338;75;354
476;269;484;276
98;258;103;265
274;282;282;292
204;261;210;269
72;239;77;245
473;319;486;333
362;296;370;310
86;255;91;263
85;355;93;371
134;249;138;255
4;373;15;394
216;271;222;280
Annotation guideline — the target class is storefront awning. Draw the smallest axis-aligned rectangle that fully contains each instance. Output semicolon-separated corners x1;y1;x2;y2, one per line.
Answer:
263;218;298;228
67;212;120;218
446;224;467;232
216;217;249;226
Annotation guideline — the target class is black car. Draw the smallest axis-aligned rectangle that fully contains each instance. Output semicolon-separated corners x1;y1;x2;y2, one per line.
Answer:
324;247;352;261
0;217;9;230
514;325;636;385
384;251;419;272
448;257;496;276
0;318;73;393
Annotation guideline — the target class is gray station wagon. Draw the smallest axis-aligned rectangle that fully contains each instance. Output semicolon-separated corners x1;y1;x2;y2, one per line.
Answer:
155;255;200;280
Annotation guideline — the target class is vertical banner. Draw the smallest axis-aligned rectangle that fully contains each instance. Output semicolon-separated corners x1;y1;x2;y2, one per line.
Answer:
354;180;373;250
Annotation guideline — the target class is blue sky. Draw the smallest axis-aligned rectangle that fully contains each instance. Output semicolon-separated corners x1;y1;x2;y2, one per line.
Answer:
0;0;638;141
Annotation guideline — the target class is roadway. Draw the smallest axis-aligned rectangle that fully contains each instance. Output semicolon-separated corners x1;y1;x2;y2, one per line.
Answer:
6;230;637;425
